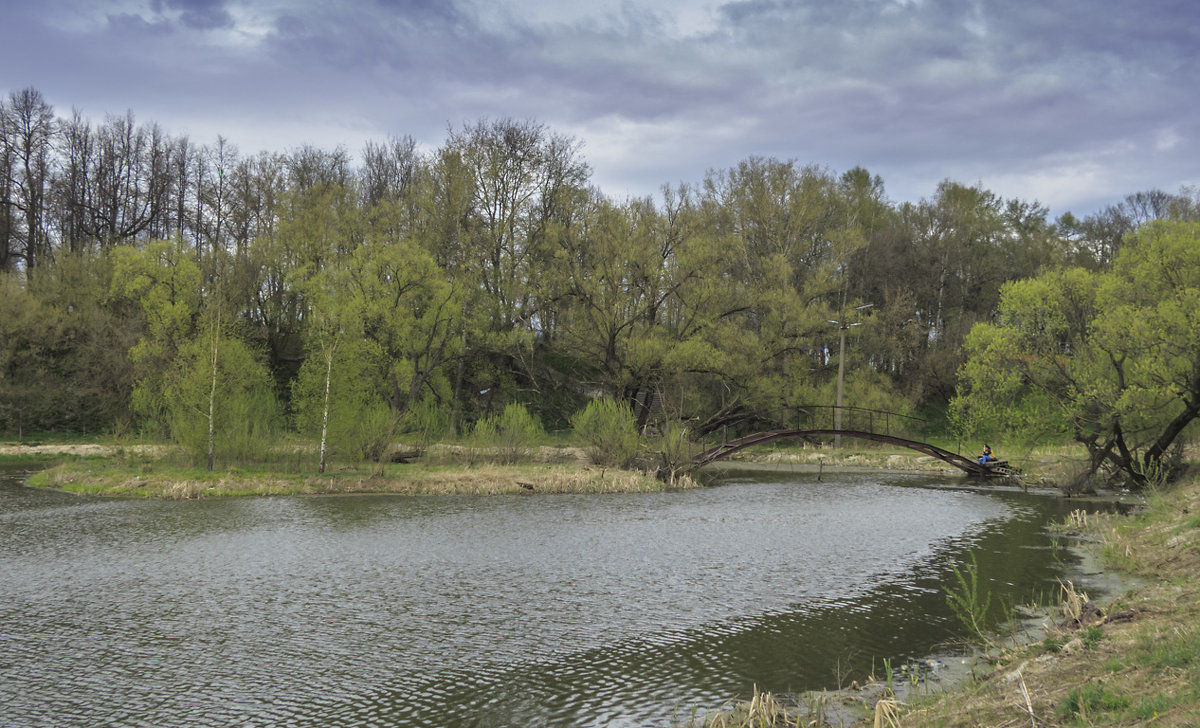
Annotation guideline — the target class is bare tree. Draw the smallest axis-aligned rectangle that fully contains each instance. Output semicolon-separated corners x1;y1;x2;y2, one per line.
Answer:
360;135;418;208
92;111;153;246
1;87;56;269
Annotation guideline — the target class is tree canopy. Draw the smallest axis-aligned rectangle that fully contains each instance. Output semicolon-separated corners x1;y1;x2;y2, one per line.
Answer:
952;220;1200;486
3;85;1198;478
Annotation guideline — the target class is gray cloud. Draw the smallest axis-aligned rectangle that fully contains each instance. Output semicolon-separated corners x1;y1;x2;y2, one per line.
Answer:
1;0;1196;215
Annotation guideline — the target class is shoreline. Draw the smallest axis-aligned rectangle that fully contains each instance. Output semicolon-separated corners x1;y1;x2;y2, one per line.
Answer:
1;440;995;499
754;534;1147;727
19;460;680;498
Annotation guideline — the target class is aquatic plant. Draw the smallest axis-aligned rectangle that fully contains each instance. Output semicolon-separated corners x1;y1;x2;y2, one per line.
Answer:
944;550;996;649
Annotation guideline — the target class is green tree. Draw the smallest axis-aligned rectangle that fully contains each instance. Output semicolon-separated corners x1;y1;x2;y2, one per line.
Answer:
348;205;460;424
163;326;279;465
292;337;393;463
109;238;203;434
0;254;138;434
438;119;590;423
952;220;1200;486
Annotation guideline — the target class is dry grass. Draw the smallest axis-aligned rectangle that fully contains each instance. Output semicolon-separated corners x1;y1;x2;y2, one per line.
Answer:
692;686;802;727
26;460;679;499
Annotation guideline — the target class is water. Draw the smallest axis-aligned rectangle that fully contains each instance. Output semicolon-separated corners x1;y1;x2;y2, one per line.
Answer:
0;464;1097;727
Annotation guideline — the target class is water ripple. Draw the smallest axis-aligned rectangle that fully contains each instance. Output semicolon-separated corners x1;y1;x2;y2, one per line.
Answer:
0;471;1081;727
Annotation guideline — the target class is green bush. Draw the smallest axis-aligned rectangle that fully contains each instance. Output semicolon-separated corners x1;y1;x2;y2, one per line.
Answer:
571;397;640;468
471;403;544;464
650;419;697;484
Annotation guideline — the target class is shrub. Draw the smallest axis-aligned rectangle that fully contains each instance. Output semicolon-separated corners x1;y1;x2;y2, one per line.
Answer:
402;395;452;447
571;397;640;468
471;403;544;464
650;419;698;485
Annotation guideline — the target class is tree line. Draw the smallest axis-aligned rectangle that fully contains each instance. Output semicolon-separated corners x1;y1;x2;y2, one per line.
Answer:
3;86;1198;481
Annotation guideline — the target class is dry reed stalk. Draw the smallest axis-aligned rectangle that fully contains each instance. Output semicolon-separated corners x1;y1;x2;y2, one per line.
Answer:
873;698;903;728
1059;579;1090;624
744;686;783;724
1016;673;1038;728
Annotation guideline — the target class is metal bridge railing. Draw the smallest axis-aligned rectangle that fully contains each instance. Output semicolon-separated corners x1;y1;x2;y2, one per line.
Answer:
765;405;926;439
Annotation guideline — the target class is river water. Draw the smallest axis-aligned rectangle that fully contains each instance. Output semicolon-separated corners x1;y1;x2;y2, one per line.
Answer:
1;465;1102;727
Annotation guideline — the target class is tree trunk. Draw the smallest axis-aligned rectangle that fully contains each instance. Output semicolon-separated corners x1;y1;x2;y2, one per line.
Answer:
318;347;332;474
207;317;218;472
1142;389;1200;473
450;319;468;433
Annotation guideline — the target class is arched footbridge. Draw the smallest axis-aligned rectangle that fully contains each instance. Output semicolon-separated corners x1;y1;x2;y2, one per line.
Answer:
692;407;1015;476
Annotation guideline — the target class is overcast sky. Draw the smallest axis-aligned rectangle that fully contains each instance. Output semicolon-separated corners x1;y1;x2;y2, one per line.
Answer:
2;0;1197;217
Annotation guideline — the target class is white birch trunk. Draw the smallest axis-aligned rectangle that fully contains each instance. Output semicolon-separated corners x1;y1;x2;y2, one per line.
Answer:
318;346;333;474
207;314;218;472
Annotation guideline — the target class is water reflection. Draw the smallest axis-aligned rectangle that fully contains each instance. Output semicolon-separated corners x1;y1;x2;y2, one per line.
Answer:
1;464;1099;727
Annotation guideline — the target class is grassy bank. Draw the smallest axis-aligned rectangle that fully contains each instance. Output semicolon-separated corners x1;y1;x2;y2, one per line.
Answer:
25;459;674;498
888;475;1200;728
6;436;1079;498
2;434;690;497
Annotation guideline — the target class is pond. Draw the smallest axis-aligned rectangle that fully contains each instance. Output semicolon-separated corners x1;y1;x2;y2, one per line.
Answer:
0;464;1107;727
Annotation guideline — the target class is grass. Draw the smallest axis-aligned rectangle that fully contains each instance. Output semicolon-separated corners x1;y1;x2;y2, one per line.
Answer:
943;551;995;650
3;431;696;498
26;458;677;498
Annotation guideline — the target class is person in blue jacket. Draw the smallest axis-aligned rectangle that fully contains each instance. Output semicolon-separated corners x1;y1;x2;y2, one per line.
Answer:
978;443;996;465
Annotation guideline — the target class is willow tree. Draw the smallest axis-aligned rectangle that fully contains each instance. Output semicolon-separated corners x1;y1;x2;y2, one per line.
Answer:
345;204;461;450
161;316;278;466
109;238;203;433
952;220;1200;487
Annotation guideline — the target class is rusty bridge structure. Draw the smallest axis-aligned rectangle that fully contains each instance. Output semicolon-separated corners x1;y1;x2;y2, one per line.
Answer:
692;406;1010;476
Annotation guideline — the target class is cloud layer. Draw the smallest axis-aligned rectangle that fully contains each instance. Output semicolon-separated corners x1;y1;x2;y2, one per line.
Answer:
3;0;1197;215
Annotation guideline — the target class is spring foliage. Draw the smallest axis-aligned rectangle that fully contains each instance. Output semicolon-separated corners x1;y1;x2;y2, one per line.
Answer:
952;220;1200;486
470;403;545;464
571;397;640;468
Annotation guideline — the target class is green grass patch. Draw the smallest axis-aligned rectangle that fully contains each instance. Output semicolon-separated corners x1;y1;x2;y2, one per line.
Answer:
1132;694;1176;721
1056;681;1132;724
1134;625;1200;671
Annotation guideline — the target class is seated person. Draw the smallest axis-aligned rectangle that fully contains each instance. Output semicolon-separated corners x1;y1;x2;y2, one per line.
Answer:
978;444;997;465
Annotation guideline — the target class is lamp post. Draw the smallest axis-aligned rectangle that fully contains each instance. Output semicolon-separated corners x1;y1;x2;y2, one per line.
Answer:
829;303;874;448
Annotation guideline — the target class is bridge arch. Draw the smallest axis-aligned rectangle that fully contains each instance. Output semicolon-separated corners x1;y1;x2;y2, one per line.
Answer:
693;428;1000;475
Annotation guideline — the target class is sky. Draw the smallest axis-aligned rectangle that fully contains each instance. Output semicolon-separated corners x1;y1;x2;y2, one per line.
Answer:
2;0;1198;218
